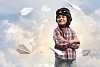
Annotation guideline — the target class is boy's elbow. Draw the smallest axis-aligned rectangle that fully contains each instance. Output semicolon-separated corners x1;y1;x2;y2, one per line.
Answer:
71;44;80;49
76;44;80;49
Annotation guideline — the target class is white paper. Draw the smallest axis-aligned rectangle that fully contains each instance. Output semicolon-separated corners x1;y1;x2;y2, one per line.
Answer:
68;3;81;10
43;19;49;22
20;8;33;16
17;44;32;54
41;5;51;12
81;50;91;56
28;37;36;43
50;48;64;55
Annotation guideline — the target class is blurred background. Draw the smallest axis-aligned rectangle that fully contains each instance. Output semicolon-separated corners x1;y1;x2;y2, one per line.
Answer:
0;0;100;67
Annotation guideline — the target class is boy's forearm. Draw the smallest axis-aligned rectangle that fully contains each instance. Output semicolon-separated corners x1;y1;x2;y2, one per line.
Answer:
70;37;80;44
69;37;80;49
58;35;80;44
57;33;80;46
58;35;66;41
56;34;80;49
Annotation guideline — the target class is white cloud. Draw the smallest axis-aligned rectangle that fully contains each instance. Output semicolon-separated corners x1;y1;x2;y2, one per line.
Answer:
0;0;35;14
0;51;16;67
0;26;1;29
0;51;5;59
91;8;100;21
41;5;51;12
77;56;100;67
0;0;100;67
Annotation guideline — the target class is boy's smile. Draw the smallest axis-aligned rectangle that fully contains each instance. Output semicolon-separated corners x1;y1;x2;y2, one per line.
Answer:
57;15;67;25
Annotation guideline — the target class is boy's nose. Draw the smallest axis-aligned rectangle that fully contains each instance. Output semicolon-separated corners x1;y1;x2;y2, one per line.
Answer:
59;17;63;20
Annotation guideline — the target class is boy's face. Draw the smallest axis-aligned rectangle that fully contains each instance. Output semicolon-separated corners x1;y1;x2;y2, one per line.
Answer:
57;15;67;26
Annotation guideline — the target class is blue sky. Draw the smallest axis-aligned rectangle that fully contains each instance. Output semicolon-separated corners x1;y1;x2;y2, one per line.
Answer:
0;0;100;67
0;0;100;21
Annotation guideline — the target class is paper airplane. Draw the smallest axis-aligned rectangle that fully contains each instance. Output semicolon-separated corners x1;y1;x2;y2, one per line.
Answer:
43;19;49;22
17;44;32;54
68;3;81;11
28;37;36;43
81;50;91;56
41;5;51;12
20;8;33;16
50;48;64;55
28;37;36;46
17;44;30;54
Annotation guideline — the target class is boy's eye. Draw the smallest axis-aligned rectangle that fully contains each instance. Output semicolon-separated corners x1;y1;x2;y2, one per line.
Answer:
57;15;66;18
62;16;66;18
57;16;61;18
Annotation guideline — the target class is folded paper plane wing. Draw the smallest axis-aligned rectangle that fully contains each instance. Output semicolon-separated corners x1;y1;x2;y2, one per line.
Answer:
41;5;51;12
68;3;81;10
81;50;91;56
17;44;32;54
50;48;64;55
20;8;33;16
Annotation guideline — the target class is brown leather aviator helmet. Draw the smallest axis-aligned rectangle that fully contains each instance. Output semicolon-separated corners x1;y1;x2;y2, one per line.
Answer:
56;8;72;28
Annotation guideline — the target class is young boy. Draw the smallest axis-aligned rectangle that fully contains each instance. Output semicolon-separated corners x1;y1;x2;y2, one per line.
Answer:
53;8;80;67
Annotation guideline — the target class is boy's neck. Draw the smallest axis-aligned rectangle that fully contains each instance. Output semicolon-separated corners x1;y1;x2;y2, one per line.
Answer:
59;25;67;28
63;25;67;28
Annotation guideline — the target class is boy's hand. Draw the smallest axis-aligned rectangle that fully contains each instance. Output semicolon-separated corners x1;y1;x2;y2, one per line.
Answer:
70;37;80;44
58;35;66;41
58;34;80;44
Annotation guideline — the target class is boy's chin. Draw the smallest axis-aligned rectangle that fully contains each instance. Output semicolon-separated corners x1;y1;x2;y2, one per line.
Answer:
58;24;66;26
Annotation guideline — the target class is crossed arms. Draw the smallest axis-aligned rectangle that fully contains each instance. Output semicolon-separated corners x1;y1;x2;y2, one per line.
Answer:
54;34;80;51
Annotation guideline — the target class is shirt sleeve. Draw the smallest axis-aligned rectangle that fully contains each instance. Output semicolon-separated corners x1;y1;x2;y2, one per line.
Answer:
53;29;70;51
70;43;80;49
70;36;80;49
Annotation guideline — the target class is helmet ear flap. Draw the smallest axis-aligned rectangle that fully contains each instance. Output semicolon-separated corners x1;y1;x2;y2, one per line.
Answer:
66;15;70;26
56;15;57;22
69;12;72;21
